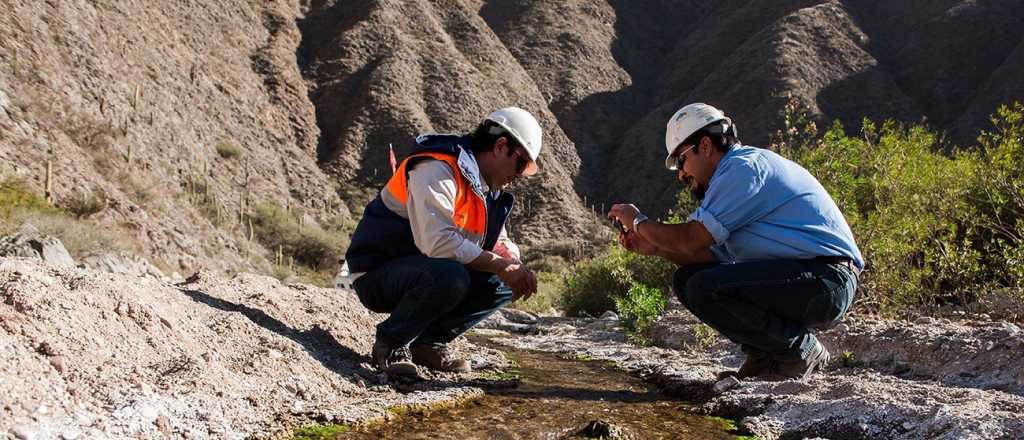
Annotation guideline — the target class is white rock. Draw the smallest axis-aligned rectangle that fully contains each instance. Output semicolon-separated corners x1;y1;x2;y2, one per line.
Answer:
138;404;159;422
599;311;619;320
60;431;81;440
268;349;283;359
11;425;37;440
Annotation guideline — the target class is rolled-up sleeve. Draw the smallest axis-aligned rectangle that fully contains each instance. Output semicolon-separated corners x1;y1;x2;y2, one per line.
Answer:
406;161;484;264
688;207;730;244
687;154;767;245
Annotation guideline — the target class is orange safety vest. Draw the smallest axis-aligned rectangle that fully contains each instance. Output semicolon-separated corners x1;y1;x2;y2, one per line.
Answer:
384;152;488;238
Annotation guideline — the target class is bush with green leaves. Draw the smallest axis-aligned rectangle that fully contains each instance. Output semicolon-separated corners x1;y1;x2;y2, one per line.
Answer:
771;99;1024;316
559;244;675;317
613;283;667;344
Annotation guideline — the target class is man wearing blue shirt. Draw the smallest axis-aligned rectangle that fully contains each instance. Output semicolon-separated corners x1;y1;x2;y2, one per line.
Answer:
608;103;863;381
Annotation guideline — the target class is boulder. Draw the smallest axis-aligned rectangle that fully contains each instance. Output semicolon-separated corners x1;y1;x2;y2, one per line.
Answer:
0;224;75;267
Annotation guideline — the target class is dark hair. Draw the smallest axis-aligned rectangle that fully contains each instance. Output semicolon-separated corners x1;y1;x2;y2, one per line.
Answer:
681;121;740;154
468;120;523;154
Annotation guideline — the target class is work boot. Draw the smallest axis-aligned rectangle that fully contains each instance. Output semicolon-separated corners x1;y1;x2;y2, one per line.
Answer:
371;336;419;378
717;352;772;380
410;341;471;373
770;340;830;381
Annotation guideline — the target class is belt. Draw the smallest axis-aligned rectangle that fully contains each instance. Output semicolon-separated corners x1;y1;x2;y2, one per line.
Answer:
813;255;861;276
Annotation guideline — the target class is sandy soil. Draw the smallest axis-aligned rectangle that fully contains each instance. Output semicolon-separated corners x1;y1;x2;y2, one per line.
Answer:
4;256;1024;439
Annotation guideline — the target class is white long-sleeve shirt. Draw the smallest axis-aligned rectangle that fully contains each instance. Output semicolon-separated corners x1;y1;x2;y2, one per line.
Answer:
405;160;519;263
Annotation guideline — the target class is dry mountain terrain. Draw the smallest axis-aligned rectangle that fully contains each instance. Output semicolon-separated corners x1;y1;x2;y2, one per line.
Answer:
3;0;1024;273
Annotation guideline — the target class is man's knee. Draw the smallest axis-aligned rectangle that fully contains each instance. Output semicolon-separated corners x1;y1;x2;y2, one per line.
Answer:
673;265;712;308
427;259;472;304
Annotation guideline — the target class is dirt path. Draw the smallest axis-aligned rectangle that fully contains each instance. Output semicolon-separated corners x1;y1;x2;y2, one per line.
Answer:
3;257;1023;439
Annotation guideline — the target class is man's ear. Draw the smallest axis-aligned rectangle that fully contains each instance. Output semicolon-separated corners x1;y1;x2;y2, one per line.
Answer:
493;136;509;155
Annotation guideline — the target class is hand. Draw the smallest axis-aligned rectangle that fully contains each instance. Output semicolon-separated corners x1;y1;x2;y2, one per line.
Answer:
497;261;537;301
493;239;521;264
608;203;641;231
620;230;659;256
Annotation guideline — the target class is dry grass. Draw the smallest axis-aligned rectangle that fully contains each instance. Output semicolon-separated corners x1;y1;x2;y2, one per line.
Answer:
216;142;243;159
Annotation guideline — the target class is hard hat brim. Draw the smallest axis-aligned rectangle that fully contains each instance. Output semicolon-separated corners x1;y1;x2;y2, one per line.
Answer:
523;160;539;176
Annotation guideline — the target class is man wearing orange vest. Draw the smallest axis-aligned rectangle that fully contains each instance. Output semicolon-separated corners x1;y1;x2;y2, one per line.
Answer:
345;107;541;378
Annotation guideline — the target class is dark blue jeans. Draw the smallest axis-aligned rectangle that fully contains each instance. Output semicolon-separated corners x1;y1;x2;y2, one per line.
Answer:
352;254;513;346
673;259;857;361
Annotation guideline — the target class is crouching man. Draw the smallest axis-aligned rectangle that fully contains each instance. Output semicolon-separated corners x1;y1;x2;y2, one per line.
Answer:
608;103;863;381
345;107;541;377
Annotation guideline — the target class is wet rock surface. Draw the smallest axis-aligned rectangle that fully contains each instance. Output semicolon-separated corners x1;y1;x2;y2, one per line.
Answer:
496;301;1024;439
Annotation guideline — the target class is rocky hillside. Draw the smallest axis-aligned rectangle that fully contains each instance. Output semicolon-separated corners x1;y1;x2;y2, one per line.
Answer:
2;0;1023;273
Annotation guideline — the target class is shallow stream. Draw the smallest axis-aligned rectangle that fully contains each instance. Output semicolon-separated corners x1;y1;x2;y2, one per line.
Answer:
333;336;741;439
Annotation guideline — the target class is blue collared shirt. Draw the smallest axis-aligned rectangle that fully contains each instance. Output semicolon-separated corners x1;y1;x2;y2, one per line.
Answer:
688;145;864;270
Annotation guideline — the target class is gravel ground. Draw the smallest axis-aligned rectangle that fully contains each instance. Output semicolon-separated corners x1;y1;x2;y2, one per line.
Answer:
4;255;1024;439
0;258;508;440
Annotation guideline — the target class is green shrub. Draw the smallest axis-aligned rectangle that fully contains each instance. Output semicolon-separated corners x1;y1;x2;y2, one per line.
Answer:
559;244;675;317
215;142;243;159
766;98;1024;316
613;282;667;344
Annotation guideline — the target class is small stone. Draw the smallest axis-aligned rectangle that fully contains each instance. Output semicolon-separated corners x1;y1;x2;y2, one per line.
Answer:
1004;323;1020;336
290;400;305;414
115;302;129;316
155;416;171;433
138;404;159;422
60;431;80;440
11;426;36;440
713;376;741;394
914;316;936;325
50;356;66;373
268;350;283;359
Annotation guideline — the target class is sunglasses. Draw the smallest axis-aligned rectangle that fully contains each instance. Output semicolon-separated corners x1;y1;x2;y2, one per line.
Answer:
674;144;697;170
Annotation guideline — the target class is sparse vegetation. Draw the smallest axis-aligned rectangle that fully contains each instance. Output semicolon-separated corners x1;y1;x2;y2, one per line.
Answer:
509;271;561;315
215;141;243;159
0;177;57;220
251;202;355;287
613;283;666;345
62;189;107;218
0;176;138;257
289;424;350;440
558;245;674;318
690;323;717;350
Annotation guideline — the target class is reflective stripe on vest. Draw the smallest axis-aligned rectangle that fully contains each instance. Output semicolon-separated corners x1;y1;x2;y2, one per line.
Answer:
383;152;488;238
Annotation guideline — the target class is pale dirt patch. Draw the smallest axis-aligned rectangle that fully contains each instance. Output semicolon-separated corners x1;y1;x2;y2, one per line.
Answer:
0;258;508;440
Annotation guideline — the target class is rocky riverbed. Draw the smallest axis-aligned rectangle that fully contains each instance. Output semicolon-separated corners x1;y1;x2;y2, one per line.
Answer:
3;257;1023;439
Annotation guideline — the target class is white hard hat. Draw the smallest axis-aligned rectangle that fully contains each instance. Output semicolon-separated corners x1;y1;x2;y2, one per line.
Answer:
664;103;734;170
486;107;542;176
